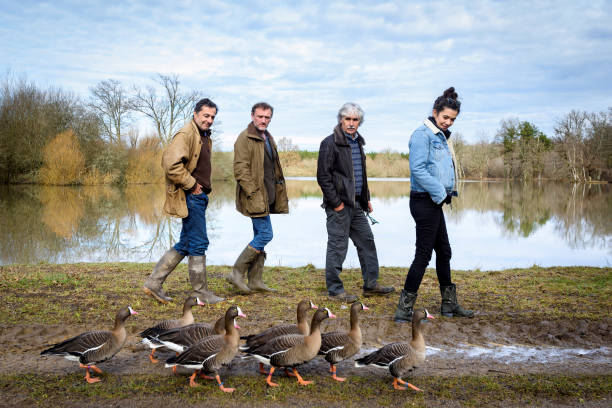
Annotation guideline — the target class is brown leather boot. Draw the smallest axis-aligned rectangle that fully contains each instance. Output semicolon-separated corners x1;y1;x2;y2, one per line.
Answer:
143;248;184;304
188;255;224;304
247;251;276;292
226;245;258;294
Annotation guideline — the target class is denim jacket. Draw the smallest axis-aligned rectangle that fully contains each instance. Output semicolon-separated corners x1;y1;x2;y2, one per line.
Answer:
409;118;458;204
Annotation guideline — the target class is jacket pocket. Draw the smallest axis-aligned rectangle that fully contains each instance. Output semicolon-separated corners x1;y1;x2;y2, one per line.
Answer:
246;190;266;214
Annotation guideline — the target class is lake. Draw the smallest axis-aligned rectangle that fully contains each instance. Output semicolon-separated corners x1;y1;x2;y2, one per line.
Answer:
0;179;610;270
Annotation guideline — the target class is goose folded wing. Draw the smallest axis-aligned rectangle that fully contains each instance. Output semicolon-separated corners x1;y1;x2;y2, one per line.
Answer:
319;331;350;354
173;335;225;364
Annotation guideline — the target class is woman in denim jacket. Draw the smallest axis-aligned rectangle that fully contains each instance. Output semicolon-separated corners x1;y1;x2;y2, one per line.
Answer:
394;87;474;322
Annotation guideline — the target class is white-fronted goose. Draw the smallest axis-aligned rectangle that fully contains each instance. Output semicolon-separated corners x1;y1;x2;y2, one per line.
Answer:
355;308;434;391
240;299;317;374
244;308;336;387
154;315;225;354
140;296;205;363
40;306;138;383
165;305;246;393
319;301;368;381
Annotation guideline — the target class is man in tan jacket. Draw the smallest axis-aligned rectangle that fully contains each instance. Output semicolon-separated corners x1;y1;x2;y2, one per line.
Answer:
226;102;289;293
143;98;224;304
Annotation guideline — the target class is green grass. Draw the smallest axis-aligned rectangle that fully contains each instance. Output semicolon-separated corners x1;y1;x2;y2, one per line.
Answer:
0;264;610;325
1;373;609;407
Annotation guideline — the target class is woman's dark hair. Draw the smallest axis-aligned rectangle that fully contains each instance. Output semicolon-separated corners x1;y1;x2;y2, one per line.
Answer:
433;87;461;114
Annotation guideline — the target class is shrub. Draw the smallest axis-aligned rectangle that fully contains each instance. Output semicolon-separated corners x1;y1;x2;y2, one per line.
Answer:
39;129;85;185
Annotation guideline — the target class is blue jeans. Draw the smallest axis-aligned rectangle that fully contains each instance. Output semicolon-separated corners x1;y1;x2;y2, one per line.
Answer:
249;215;273;251
174;192;209;256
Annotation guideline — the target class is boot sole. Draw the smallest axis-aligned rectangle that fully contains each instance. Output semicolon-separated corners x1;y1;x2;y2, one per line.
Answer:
142;287;170;304
226;277;252;294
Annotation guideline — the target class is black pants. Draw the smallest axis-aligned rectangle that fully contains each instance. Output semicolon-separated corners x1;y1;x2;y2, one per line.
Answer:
403;193;452;293
325;205;379;295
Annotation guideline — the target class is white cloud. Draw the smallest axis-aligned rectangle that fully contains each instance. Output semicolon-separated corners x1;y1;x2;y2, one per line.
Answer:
1;0;611;148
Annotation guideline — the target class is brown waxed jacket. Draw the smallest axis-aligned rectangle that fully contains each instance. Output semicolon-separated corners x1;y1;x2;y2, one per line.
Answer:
161;119;212;218
234;122;289;217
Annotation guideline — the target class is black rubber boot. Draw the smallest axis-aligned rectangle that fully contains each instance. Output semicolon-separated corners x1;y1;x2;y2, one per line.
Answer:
440;284;474;318
393;290;418;322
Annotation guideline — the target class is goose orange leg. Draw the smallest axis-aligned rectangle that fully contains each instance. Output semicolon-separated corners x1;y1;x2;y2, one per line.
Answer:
292;368;312;386
199;372;215;380
172;353;178;374
149;348;158;363
330;364;345;382
394;378;422;392
258;362;267;375
80;364;101;383
266;367;279;387
215;374;235;393
189;371;201;387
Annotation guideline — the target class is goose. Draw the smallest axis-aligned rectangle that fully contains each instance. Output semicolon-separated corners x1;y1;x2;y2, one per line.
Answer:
243;307;336;387
139;296;205;363
318;301;368;382
152;315;225;354
240;299;317;374
40;306;138;383
354;308;434;391
165;305;246;393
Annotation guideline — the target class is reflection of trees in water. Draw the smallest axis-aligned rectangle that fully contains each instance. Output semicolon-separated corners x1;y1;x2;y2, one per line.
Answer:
553;183;612;250
448;181;610;248
1;180;610;264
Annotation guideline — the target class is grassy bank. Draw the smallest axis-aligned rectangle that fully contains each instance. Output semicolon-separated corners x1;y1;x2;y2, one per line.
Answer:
0;264;610;407
1;264;609;325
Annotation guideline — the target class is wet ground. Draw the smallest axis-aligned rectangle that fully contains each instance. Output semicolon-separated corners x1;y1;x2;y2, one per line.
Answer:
3;313;611;380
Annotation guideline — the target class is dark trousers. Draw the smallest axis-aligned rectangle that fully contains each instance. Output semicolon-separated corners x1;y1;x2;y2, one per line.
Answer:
403;194;452;293
325;205;379;295
174;192;209;256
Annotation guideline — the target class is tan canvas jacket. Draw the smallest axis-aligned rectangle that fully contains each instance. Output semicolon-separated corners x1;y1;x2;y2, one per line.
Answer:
161;119;212;218
234;122;289;217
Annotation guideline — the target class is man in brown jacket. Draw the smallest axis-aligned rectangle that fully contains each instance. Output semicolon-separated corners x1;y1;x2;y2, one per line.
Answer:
226;102;289;293
143;98;224;304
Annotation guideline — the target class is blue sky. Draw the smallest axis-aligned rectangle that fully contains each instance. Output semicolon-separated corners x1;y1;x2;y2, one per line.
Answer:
2;0;611;151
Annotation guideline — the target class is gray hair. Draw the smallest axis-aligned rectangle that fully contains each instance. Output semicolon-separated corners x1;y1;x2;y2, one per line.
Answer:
337;102;364;125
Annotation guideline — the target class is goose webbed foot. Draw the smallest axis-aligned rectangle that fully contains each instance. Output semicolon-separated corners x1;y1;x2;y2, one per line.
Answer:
216;374;235;393
266;367;279;387
330;365;346;382
292;368;312;386
148;349;159;364
189;371;201;387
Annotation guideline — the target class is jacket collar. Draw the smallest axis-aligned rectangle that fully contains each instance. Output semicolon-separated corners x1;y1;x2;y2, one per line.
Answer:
246;122;271;141
333;124;365;146
424;117;451;139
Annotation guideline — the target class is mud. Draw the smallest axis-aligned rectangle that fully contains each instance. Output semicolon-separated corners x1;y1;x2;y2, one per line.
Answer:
2;314;611;379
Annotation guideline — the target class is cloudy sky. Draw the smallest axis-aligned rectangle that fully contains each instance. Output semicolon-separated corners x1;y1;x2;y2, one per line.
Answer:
2;0;611;151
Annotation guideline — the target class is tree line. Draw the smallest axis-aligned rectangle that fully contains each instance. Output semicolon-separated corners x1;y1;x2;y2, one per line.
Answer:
0;72;610;184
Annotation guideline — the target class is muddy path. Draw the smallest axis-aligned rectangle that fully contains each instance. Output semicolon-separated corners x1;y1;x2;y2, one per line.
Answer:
3;313;610;380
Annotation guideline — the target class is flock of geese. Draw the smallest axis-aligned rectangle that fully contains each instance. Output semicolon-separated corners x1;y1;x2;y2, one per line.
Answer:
40;297;434;393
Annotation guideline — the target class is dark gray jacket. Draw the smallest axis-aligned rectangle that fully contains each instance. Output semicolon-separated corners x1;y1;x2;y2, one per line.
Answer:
316;125;370;210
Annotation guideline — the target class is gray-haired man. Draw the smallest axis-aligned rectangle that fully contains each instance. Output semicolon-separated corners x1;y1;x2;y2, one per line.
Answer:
316;102;395;302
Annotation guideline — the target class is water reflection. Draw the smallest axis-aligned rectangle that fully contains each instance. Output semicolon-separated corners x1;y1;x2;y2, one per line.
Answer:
0;179;609;268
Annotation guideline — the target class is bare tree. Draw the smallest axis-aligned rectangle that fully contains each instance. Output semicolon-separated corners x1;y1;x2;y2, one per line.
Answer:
131;73;200;145
89;79;131;145
554;110;589;182
277;136;299;152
